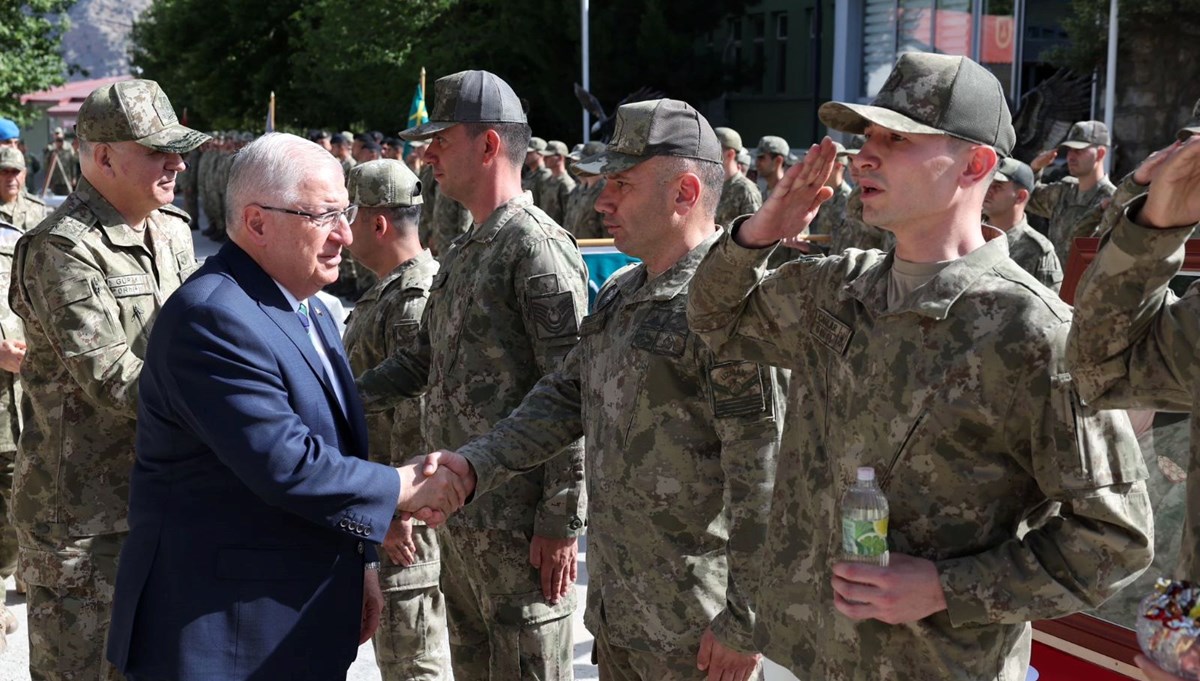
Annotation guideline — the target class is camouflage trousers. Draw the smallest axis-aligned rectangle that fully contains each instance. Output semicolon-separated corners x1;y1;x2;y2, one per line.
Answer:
594;616;763;681
0;450;15;580
439;525;575;681
16;529;125;681
373;523;451;681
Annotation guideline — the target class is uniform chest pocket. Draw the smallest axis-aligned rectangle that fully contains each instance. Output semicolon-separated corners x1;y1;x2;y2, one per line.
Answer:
631;306;689;357
107;274;156;350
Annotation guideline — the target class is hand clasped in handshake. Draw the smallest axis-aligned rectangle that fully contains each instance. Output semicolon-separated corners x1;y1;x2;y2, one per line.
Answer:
394;450;478;527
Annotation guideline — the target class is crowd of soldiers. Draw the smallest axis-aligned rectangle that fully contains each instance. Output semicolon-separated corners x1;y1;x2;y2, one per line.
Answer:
1;47;1200;681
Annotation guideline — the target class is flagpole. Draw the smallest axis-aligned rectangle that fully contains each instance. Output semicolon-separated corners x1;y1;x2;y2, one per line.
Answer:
420;67;426;103
581;0;590;142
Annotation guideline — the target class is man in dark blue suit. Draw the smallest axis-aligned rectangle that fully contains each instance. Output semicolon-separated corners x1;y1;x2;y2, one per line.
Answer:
106;132;474;681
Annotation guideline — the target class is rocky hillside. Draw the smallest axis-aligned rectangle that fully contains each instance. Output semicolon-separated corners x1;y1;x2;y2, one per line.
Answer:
61;0;152;79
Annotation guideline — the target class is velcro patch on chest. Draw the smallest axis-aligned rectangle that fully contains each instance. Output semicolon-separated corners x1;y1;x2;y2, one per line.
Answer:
709;361;772;418
106;274;154;298
811;308;852;355
530;291;579;339
631;306;689;357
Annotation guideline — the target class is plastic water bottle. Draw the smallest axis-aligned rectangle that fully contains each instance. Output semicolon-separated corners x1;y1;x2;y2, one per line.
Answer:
841;467;890;566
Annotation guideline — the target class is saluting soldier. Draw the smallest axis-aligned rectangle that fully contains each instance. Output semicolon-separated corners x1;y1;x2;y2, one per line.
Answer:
1027;120;1117;262
714;127;762;228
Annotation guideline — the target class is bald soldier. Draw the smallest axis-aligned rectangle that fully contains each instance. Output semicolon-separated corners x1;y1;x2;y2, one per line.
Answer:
687;54;1151;680
343;160;449;680
10;79;208;680
714;127;762;228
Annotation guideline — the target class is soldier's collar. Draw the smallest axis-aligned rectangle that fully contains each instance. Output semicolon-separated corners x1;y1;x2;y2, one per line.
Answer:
468;192;534;245
843;225;1009;320
72;177;150;248
629;228;723;303
362;249;436;301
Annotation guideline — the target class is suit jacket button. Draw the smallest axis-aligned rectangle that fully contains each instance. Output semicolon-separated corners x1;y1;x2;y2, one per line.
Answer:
339;519;349;528
357;541;365;554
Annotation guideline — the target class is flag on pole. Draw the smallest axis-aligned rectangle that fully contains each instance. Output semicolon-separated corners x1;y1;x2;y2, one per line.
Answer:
265;91;276;133
404;68;428;157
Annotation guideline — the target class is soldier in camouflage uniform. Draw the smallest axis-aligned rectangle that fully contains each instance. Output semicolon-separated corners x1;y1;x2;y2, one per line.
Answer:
429;182;472;256
43;128;78;197
982;157;1063;291
359;70;586;681
687;54;1153;681
714;127;762;228
344;160;449;680
562;141;608;240
0;216;24;654
1066;135;1200;681
804;143;852;237
432;98;782;681
536;141;576;225
753;136;788;201
1027;120;1117;263
9;79;208;681
1;147;48;232
523;137;552;205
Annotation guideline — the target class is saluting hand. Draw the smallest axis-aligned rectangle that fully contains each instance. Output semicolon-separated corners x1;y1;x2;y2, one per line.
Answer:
1030;147;1058;173
735;138;838;249
1133;140;1183;185
1139;135;1200;229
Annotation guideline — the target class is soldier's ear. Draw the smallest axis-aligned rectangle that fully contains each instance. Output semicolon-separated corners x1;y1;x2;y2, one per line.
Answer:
481;129;501;166
962;145;998;188
374;213;389;237
674;172;702;215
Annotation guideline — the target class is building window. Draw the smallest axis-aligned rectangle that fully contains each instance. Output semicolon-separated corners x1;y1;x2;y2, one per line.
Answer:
775;12;789;93
751;13;766;94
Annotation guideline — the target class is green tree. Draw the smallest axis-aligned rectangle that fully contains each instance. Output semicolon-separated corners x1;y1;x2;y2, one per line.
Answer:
0;0;75;123
1053;0;1200;71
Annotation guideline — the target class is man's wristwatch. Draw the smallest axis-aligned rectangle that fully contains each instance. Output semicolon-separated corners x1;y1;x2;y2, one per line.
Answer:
364;561;381;571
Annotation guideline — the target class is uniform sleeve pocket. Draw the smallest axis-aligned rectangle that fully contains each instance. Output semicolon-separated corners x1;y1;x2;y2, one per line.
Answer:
1049;372;1148;491
45;275;120;357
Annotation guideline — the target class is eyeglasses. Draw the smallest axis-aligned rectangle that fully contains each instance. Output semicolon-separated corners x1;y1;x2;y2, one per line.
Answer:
256;204;358;231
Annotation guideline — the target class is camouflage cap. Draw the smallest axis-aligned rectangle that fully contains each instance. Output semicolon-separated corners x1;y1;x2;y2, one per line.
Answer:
75;79;210;154
714;126;743;150
347;159;424;208
1178;98;1200;140
1060;120;1110;149
819;53;1015;155
573;98;721;175
543;140;569;157
0;147;25;171
756;136;789;156
528;136;548;153
0;118;17;142
568;143;585;160
399;70;526;140
992;156;1035;192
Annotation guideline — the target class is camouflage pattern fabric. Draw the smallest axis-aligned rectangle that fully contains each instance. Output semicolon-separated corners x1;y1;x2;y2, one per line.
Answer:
828;186;895;254
458;230;784;659
537;172;576;225
356;192;586;676
418;165;438;249
1026;174;1116;263
686;225;1153;681
0;192;48;232
562;178;607;240
334;250;378;299
73;79;209;154
342;249;448;680
1067;196;1200;578
1004;218;1063;292
9;175;196;680
593;612;764;681
525;166;552;206
19;529;125;681
714;172;762;228
430;184;472;256
807;180;852;236
0;224;25;581
439;526;573;681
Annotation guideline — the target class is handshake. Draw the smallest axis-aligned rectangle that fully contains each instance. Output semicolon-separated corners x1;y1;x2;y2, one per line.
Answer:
395;450;478;527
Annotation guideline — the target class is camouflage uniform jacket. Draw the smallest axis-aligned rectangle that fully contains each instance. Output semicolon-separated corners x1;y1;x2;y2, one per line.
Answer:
0;192;48;232
537;172;576;226
9;177;197;546
524;166;552;206
459;229;784;655
430;184;471;255
1027;175;1116;264
344;249;441;589
1068;195;1200;577
418;165;437;248
563;178;607;240
807;180;852;237
715;172;763;228
686;225;1153;681
1094;171;1156;240
0;223;25;452
1004;217;1063;293
357;192;587;537
828;186;895;254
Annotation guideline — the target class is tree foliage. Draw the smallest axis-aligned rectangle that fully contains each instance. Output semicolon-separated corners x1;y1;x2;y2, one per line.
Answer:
130;0;750;139
1052;0;1200;72
0;0;75;124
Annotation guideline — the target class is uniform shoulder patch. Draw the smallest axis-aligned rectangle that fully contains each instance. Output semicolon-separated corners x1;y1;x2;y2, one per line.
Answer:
811;308;853;355
46;213;94;243
529;291;579;339
23;192;46;207
709;360;773;418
